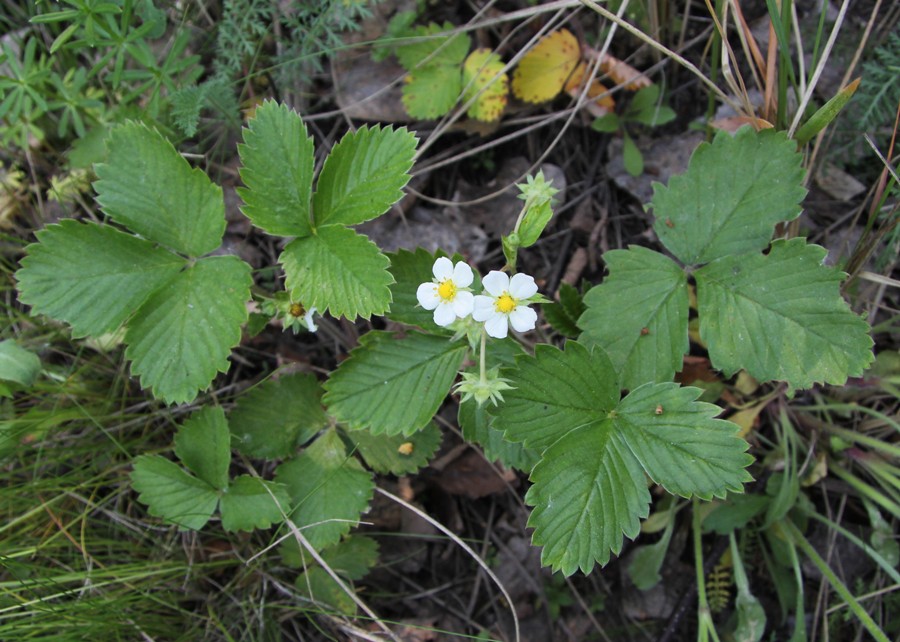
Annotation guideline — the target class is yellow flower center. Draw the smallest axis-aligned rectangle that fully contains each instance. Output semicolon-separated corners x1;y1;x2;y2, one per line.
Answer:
437;279;457;301
495;293;517;314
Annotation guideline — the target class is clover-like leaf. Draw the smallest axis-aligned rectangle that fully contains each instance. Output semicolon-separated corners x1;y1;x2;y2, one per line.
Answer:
462;49;508;122
275;429;374;551
312;125;417;228
650;127;807;265
16;220;184;338
237;100;315;237
512;29;580;104
280;225;393;320
347;422;442;475
125;255;252;404
174;406;230;491
230;373;327;459
94;122;225;257
130;455;219;530
695;238;874;388
579;246;689;389
323;331;467;436
220;476;291;532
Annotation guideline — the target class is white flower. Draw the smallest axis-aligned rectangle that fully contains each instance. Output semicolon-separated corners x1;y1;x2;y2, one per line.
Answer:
304;307;318;333
472;271;538;339
416;257;475;327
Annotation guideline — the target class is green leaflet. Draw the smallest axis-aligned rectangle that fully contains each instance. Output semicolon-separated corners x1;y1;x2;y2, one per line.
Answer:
348;422;442;475
280;225;394;319
174;406;230;491
125;255;252;405
495;342;752;575
238;101;315;237
386;247;447;328
402;65;463;119
323;331;467;436
275;429;374;551
312;124;417;227
579;246;689;389
219;476;291;533
542;282;585;338
229;373;327;459
131;456;219;531
0;340;41;388
458;399;540;472
651;127;806;265
16;220;184;338
695;239;874;388
395;22;470;71
94;122;225;257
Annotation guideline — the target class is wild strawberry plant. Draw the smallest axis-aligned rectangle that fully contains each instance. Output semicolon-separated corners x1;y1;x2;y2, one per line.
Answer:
14;102;873;581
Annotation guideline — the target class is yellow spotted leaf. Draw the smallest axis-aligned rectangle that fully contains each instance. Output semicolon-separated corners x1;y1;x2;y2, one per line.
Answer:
462;48;508;122
512;29;581;104
564;62;615;112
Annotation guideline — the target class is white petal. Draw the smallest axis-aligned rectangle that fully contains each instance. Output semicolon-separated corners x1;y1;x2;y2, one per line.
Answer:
305;308;318;333
433;302;456;327
452;261;474;287
432;257;453;280
472;295;495;321
416;282;440;310
452;291;474;317
484;313;509;339
482;271;510;297
509;305;537;333
509;273;538;299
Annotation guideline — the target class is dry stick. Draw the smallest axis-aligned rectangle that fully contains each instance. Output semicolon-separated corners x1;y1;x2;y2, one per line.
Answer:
376;486;521;642
786;0;851;137
705;0;755;118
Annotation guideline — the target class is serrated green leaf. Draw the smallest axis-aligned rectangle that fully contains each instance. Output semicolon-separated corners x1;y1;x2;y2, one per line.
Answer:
0;340;41;387
16;220;184;338
491;342;618;452
296;566;357;614
651;127;807;265
324;331;467;436
386;247;447;328
131;455;218;530
281;225;393;320
174;407;230;490
527;426;649;574
542;282;585;338
312;125;417;228
320;535;379;580
458;400;540;472
347;422;442;474
402;65;462;119
276;429;374;551
695;239;874;388
237;101;314;237
125;255;252;404
616;383;753;498
395;22;470;71
702;494;769;535
94;122;224;256
579;247;689;389
220;476;291;532
230;373;327;459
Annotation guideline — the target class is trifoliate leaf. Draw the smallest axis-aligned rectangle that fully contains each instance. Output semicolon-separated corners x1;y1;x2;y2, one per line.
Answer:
386;247;448;328
125;255;252;404
695;238;874;388
542;282;585;338
94;122;225;257
220;476;291;532
16;220;184;338
347;422;442;474
579;246;689;389
650;127;807;265
395;22;470;71
275;429;374;551
281;225;392;320
0;340;41;387
462;49;508;122
402;65;463;119
491;342;618;453
174;406;230;491
495;342;751;574
323;331;467;436
615;383;753;498
131;455;219;530
230;373;327;459
312;125;417;228
237;100;315;237
458;400;540;472
512;29;580;104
